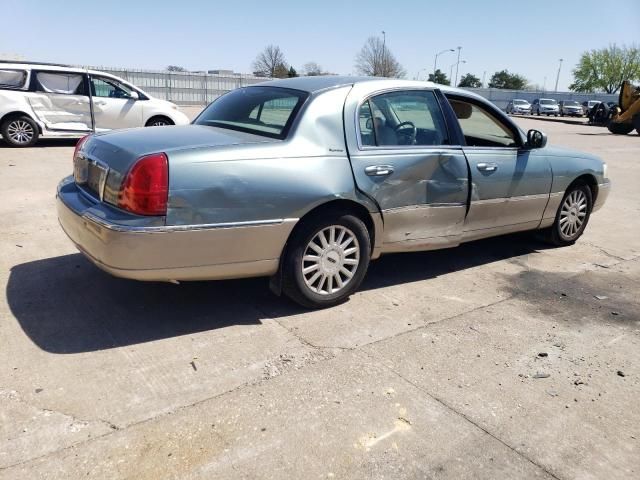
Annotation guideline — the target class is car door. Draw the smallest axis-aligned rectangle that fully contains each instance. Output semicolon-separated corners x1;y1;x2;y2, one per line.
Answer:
344;86;469;251
89;75;143;130
445;95;552;237
27;70;93;132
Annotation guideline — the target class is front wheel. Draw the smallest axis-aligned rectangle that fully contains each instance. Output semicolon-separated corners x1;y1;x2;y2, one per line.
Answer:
543;182;593;246
145;116;174;127
1;115;39;147
282;214;371;309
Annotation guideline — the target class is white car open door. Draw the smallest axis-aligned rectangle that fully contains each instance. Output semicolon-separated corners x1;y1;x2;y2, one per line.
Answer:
27;71;93;132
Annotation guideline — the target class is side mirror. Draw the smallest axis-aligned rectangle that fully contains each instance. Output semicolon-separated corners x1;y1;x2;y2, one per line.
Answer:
129;91;139;100
527;129;547;149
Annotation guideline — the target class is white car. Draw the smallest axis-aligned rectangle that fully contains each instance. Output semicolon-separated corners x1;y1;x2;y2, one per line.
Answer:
0;62;189;147
506;99;532;115
532;98;559;116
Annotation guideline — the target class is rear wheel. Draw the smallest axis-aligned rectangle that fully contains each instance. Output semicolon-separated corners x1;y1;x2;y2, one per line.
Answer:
543;182;593;246
633;114;640;135
282;214;371;309
145;116;174;127
607;121;634;135
1;115;39;147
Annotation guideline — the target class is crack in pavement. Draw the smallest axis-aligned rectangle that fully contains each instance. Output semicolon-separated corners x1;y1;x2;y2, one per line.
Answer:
371;358;562;480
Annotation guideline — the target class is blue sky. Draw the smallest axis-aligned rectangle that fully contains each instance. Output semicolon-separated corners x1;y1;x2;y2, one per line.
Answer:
1;0;638;90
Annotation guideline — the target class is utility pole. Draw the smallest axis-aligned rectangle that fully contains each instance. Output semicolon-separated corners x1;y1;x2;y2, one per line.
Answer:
482;70;486;87
554;58;563;92
454;46;462;86
433;48;455;78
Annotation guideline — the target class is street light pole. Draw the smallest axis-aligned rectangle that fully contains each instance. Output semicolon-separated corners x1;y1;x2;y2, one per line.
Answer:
454;46;462;86
450;60;466;86
554;58;563;92
433;48;455;78
381;30;386;77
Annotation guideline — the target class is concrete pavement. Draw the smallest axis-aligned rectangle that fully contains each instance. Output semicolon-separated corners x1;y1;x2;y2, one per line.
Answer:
0;116;638;479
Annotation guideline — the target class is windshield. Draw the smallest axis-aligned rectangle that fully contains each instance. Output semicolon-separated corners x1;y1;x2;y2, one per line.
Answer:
513;100;528;105
564;101;579;106
540;99;557;105
195;86;308;139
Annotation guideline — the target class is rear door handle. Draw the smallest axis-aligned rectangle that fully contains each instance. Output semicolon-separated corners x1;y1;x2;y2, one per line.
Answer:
365;165;394;176
477;162;498;172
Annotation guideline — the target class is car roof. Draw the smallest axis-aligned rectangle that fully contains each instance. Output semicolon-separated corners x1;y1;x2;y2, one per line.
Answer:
253;75;472;97
0;61;113;77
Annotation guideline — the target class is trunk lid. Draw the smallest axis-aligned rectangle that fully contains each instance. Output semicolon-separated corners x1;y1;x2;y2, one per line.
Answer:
74;124;276;203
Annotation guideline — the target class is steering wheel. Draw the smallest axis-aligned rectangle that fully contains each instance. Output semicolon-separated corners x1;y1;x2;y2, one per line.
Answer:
394;121;417;145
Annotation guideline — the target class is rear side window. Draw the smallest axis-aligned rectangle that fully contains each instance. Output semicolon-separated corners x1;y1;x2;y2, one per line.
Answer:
358;90;448;147
0;69;27;88
195;86;308;139
35;72;85;95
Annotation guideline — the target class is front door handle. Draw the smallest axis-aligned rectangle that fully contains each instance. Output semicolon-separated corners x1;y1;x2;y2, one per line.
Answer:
365;165;394;176
477;162;498;172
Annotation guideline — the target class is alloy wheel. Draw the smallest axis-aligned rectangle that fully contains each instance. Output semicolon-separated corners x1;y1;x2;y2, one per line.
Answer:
7;120;34;144
559;189;588;239
301;225;360;295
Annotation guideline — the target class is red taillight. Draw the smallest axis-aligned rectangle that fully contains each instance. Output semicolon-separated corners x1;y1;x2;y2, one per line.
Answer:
74;134;91;159
118;153;169;216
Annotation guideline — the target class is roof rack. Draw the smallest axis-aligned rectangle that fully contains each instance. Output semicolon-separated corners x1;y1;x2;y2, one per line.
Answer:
0;59;75;68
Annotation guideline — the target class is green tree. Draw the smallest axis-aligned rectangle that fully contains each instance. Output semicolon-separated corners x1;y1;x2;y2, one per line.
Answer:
570;44;640;94
427;69;450;85
488;70;528;90
287;66;298;78
166;65;186;72
458;73;482;88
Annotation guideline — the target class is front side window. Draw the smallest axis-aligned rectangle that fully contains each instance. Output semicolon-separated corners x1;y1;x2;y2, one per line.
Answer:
449;98;518;148
91;76;133;98
195;86;307;139
0;69;27;89
36;72;85;95
358;90;448;147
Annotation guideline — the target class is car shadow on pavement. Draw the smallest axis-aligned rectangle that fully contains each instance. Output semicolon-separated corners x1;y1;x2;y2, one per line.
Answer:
7;233;551;354
0;138;79;148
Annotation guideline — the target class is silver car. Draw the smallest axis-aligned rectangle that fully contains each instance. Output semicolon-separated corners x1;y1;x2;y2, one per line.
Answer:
506;99;532;115
532;98;560;116
57;77;610;308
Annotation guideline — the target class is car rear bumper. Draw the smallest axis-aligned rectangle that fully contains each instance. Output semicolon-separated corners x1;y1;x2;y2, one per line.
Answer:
593;180;611;212
56;177;296;282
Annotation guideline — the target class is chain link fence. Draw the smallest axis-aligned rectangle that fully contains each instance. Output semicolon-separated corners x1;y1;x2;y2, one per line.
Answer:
85;66;268;105
82;66;618;109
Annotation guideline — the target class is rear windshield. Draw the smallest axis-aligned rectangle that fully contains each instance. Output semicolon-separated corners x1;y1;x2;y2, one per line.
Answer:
540;99;557;105
195;86;308;139
0;69;27;89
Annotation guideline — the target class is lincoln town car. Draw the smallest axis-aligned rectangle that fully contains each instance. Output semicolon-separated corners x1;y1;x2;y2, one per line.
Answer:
57;77;610;308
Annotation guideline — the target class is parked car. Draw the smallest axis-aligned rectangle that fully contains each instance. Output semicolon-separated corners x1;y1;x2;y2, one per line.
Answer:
0;61;189;147
506;99;532;115
558;100;583;117
582;100;601;116
57;77;610;308
532;98;559;116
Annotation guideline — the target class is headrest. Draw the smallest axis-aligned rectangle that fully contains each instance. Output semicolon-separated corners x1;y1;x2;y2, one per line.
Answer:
450;100;472;119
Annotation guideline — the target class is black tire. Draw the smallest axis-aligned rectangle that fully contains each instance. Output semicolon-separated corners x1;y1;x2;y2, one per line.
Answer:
607;121;634;135
1;115;39;147
145;116;174;127
543;182;593;246
633;114;640;135
282;213;371;309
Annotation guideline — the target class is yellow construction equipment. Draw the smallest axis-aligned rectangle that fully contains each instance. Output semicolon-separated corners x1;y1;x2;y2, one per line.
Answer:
608;81;640;135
